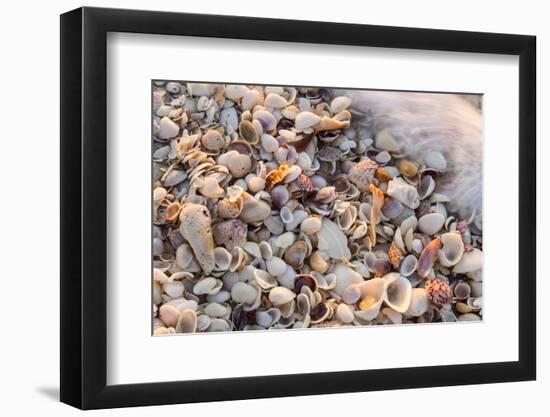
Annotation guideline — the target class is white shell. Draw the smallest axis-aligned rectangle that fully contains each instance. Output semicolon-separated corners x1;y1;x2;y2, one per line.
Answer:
266;256;287;276
300;215;322;234
330;96;352;114
438;232;465;267
405;288;430;317
269;286;296;306
261;134;280;153
158;116;180;139
264;93;289;108
295;111;321;130
336;303;355;324
331;264;363;296
383;273;412;313
231;282;259;305
453;248;483;273
387;178;420;209
316;218;352;260
418;213;445;235
356;278;386;321
400;254;418;276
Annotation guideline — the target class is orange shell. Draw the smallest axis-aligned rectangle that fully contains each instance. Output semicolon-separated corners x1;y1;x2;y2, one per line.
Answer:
265;163;290;189
388;241;403;269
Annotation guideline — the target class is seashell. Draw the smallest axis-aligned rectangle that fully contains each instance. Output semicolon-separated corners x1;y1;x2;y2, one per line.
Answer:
253;110;277;132
226;153;252;178
336;303;354;323
231;282;259;305
284;241;309;269
158;116;179;139
295;111;321;130
241;89;260;111
310;303;331;324
253;268;278;290
220;107;239;133
280;206;294;224
229;247;249;272
388;241;403;269
425;278;453;306
243;241;262;259
294;274;318;294
201;129;225;151
175;309;197;333
264;215;284;235
453;248;482;273
193;277;222;296
458;313;481;321
239;120;259;144
438;232;465;267
314;116;349;131
207;318;232;332
283;165;302;183
317;146;342;162
387;178;420;209
424;151;447;170
405;288;429;317
179;203;215;274
271;185;290;208
264;93;289;108
272;231;294;249
214;247;232;271
285;209;308;232
309;251;328;273
383;273;412;313
375;167;393;182
203;302;231;318
269;286;296;306
245;175;266;193
317;218;352;260
162;170;187;187
369;184;385;246
398;159;418;177
375;151;392;164
381;198;403;219
224;84;249;100
417;236;441;278
418;213;445;235
348;159;378;192
315;186;337;204
159;304;181;327
293;173;315;195
400;254;418;277
266;256;287;277
198;176;225;199
330;96;352;114
454;280;471;300
239;192;271;223
375;128;400;152
373;259;391;277
261;133;279;153
265;163;290;189
356;278;386;321
196;314;212;331
213;219;247;251
342;284;362;304
332;264;364;296
418;175;436;199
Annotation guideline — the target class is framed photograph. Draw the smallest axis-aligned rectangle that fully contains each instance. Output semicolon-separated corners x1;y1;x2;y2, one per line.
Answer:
60;6;536;410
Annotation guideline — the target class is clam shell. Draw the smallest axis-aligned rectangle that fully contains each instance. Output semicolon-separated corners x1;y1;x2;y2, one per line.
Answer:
295;111;321;130
239;120;259;144
201;129;225;151
175;309;197;333
330;96;352;114
231;282;259;305
253;268;278;290
417;236;441;278
213;219;247;251
253;110;277;132
239;192;271;223
387;178;420;209
356;278;386;321
266;257;287;276
316;218;352;260
453;248;482;273
405;288;429;317
264;93;289;108
269;286;296;306
438;232;465;267
383;273;412;313
418;213;445;235
158;116;179;139
193;277;222;296
332;264;364;296
400;254;418;277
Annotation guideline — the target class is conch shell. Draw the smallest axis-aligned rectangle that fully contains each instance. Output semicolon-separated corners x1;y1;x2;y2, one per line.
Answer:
179;203;215;274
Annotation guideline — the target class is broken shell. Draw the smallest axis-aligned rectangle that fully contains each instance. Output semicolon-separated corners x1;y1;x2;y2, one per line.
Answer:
417;236;441;278
201;129;225;151
387;178;420;209
179;203;215;274
213;219;247;251
246;175;266;193
405;288;429;317
238;120;259;145
265;164;290;189
216;196;243;219
308;251;328;273
295;111;321;130
214;247;232;271
418;213;445;235
348;159;378;192
317;218;352;260
239;192;271;223
375;128;400;152
158;116;179;139
269;286;296;306
198;176;225;199
438;232;465;267
425;278;453;306
332;264;363;296
453;248;483;273
383;273;412;313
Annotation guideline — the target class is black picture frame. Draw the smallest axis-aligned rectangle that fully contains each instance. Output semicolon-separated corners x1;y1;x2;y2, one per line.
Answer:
60;6;536;410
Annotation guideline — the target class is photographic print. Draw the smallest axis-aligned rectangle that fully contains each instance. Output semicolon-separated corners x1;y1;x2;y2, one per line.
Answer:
152;82;483;335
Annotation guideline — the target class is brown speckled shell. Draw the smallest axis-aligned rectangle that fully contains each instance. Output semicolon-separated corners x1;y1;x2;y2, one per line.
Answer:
348;159;378;192
265;163;290;189
388;241;403;269
425;278;453;306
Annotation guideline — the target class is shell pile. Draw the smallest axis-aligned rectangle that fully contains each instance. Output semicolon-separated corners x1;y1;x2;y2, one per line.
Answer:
152;82;483;335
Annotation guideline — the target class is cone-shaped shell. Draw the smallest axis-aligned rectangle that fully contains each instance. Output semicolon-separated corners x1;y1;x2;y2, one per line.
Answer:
179;203;215;274
438;232;465;267
383;273;412;313
355;277;386;321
